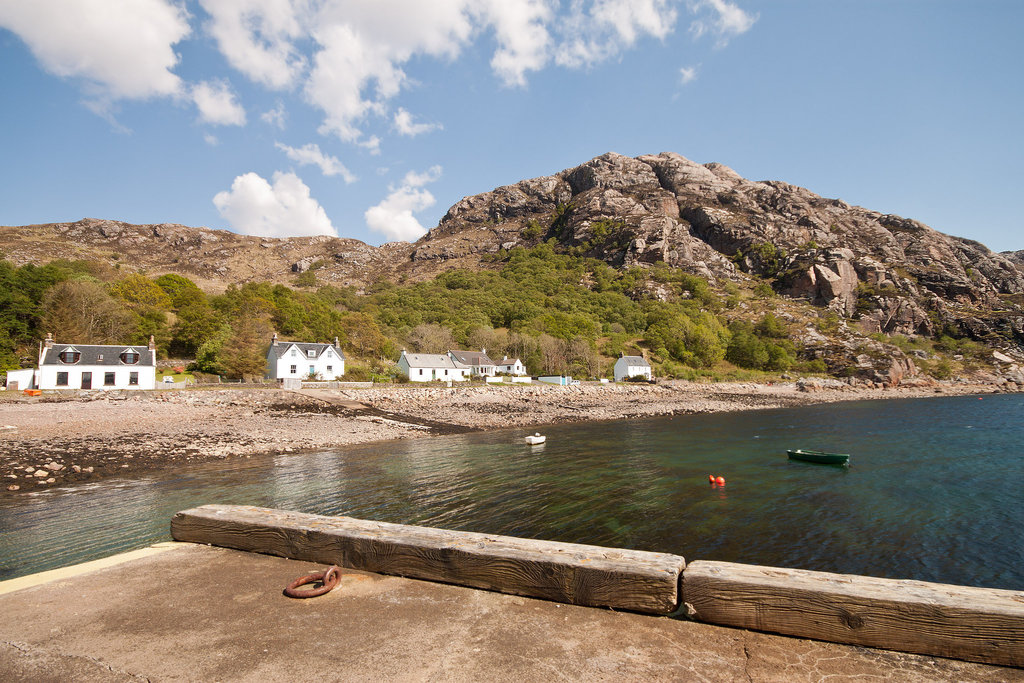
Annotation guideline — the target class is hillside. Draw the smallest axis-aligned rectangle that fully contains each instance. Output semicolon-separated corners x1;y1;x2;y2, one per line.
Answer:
2;151;1023;385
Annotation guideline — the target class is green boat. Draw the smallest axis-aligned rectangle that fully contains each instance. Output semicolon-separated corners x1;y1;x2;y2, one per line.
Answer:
787;449;850;465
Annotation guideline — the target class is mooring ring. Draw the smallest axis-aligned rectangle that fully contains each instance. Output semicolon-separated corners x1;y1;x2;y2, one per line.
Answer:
283;565;341;598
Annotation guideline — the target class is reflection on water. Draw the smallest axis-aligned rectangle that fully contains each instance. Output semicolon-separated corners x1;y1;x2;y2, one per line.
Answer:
1;393;1023;589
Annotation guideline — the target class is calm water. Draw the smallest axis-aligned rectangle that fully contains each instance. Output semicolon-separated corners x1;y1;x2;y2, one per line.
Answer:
1;393;1022;588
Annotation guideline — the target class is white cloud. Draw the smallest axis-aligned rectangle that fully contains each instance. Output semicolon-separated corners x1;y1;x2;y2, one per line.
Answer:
305;4;475;147
261;101;287;128
393;108;442;137
556;0;677;68
688;0;756;45
364;165;443;242
213;171;336;238
198;0;307;89
679;65;697;84
0;0;190;108
357;135;382;155
192;80;247;126
403;165;443;188
204;133;220;146
475;0;553;87
275;142;356;182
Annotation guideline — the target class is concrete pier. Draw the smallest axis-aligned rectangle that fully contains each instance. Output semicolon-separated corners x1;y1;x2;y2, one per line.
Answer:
0;543;1018;682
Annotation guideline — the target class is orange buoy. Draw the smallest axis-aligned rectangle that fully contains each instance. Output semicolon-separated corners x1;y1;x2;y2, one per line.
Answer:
716;476;726;486
708;474;715;484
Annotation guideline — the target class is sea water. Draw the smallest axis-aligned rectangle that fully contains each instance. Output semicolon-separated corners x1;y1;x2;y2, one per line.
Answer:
1;393;1022;588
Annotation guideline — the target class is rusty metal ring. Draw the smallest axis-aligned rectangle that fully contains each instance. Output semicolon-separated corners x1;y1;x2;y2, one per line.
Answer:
283;565;341;599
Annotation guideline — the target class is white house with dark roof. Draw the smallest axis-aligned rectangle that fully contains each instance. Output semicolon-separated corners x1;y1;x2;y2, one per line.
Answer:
398;350;470;382
494;355;527;376
266;334;345;381
613;355;652;382
33;333;157;390
447;349;498;377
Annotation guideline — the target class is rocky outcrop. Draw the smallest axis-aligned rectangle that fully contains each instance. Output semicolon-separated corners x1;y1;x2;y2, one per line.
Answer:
795;322;918;387
415;151;1024;348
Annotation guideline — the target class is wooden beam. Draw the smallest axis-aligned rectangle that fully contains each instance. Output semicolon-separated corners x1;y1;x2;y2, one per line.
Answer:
683;560;1024;668
171;505;685;614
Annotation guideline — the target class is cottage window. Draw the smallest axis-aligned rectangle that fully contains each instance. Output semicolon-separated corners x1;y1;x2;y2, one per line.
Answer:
104;372;115;386
291;349;297;357
56;371;68;386
59;350;80;364
290;365;297;374
120;351;140;364
326;365;332;372
419;369;424;375
129;372;139;385
307;349;315;358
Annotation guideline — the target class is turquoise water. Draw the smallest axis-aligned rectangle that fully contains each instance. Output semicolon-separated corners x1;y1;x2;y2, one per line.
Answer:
1;393;1022;588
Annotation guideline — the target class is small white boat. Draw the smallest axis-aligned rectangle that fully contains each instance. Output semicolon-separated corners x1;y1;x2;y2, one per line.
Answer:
524;433;546;445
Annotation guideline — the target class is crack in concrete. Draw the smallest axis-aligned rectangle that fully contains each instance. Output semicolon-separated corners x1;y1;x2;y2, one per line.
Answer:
742;643;754;683
2;639;152;681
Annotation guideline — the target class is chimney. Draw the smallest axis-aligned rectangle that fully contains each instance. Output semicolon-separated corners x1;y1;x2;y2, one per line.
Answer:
148;335;156;351
334;336;339;348
272;332;278;344
481;348;486;354
44;332;54;349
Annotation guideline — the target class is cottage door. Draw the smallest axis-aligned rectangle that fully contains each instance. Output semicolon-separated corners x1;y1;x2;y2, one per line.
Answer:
81;372;92;389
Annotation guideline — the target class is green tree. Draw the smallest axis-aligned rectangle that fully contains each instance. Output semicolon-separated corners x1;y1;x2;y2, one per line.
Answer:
107;274;173;310
155;273;204;308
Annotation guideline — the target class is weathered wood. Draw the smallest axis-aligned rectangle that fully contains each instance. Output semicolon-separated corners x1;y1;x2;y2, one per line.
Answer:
683;560;1024;668
171;505;685;614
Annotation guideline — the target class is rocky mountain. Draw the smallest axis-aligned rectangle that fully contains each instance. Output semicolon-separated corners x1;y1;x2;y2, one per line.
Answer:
3;151;1023;384
416;152;1024;344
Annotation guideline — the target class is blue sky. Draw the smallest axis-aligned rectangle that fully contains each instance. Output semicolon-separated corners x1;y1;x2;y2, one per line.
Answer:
1;1;1021;252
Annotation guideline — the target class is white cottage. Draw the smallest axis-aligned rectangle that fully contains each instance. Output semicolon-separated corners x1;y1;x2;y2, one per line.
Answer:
494;355;527;376
613;355;652;382
398;350;470;382
266;334;345;381
33;333;157;390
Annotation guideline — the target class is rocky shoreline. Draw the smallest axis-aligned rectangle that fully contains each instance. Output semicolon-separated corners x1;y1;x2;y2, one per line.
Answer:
1;380;1016;497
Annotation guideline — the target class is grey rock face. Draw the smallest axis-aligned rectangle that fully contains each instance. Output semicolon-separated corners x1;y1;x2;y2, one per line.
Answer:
415;151;1024;348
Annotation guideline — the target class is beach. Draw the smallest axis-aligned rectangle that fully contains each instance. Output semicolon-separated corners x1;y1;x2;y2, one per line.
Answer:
0;379;1012;496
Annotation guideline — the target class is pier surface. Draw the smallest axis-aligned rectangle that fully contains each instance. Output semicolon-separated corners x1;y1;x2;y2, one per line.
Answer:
0;543;1018;682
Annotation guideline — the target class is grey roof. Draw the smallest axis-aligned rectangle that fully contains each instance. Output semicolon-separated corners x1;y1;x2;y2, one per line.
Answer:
402;353;467;369
616;355;651;367
42;344;155;367
448;350;496;367
269;341;345;360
